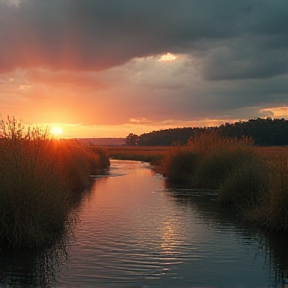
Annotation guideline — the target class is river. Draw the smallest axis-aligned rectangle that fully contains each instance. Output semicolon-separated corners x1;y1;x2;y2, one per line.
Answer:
1;160;288;287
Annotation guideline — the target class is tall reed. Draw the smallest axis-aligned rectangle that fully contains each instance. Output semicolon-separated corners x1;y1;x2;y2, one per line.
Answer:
162;146;197;183
218;158;270;211
251;150;288;232
162;130;288;232
0;117;110;249
163;131;256;188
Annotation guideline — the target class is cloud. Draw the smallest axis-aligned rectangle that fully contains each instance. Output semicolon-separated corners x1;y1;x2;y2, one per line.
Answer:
0;0;25;7
0;0;287;137
202;37;288;80
260;106;288;119
1;53;287;127
0;0;287;80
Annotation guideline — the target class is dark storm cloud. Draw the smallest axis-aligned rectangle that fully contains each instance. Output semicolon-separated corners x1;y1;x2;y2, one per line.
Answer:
0;0;287;80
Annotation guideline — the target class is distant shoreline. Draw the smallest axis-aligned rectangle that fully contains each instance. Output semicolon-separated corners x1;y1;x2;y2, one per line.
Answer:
77;138;125;146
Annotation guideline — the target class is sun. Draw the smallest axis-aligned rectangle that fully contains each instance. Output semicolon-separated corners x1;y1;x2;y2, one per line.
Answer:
50;126;63;137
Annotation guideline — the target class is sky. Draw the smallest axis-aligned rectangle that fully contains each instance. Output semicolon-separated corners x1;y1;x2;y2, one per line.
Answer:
0;0;287;138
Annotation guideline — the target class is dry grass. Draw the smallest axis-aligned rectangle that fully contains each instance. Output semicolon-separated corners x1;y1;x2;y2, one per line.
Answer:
0;117;110;250
108;146;169;164
162;131;256;187
162;132;288;232
249;148;288;232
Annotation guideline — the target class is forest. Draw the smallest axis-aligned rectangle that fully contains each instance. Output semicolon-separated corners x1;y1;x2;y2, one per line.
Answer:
125;118;288;146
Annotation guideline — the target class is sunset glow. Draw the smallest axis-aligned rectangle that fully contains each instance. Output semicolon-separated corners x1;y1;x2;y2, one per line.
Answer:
0;1;286;138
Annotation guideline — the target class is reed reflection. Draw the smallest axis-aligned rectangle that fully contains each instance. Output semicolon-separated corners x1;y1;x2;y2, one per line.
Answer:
0;241;67;287
164;180;288;286
0;177;100;288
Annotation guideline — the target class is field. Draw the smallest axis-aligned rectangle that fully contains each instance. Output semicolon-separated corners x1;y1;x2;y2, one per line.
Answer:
109;145;287;163
108;146;169;164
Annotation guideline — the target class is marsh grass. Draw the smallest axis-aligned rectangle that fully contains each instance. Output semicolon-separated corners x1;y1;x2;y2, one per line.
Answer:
250;149;288;232
108;146;167;164
218;159;270;210
194;149;254;189
0;117;110;249
163;131;288;232
162;147;197;183
163;131;256;187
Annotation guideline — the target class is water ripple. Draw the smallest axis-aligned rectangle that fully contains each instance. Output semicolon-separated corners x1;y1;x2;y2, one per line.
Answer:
55;160;288;287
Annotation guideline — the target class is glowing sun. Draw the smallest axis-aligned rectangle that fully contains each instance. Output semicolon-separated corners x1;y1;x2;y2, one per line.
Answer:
50;126;63;136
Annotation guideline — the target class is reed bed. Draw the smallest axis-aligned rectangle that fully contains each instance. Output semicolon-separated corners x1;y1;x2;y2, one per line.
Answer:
162;131;288;232
108;146;168;164
162;131;256;186
249;149;288;232
0;117;110;250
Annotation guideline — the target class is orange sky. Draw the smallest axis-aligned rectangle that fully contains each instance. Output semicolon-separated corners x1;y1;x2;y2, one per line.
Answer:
0;0;287;138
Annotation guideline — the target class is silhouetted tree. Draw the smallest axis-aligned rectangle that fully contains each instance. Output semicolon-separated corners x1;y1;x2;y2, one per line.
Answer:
125;133;139;146
135;118;288;146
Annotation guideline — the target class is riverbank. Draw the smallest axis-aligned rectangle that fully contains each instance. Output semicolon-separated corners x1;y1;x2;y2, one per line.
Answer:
109;135;288;233
0;118;110;250
2;159;286;287
108;146;168;164
161;132;288;233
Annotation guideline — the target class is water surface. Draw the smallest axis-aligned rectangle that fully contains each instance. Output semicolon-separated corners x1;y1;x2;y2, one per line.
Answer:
1;160;288;287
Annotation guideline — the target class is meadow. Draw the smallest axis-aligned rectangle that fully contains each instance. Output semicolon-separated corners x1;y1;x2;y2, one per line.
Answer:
0;117;110;250
109;134;288;233
108;146;169;164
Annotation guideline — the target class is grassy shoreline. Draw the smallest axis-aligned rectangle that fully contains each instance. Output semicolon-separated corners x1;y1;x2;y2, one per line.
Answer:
0;118;110;250
2;116;287;249
161;132;288;233
108;146;168;165
110;135;288;233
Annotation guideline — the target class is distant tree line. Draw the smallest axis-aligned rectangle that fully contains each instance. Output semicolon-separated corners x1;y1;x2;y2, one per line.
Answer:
125;118;288;146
